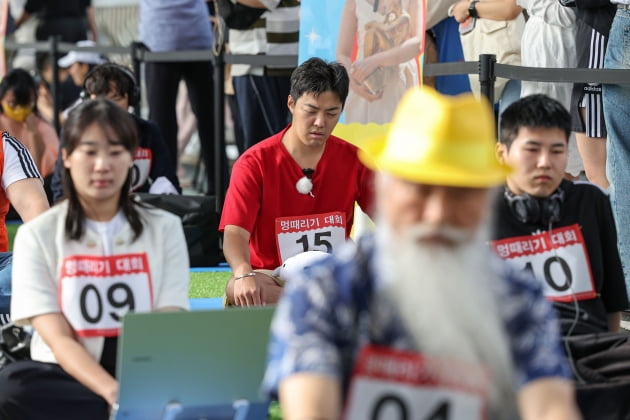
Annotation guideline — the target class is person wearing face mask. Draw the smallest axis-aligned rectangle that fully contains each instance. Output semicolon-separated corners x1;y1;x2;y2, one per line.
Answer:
0;68;60;185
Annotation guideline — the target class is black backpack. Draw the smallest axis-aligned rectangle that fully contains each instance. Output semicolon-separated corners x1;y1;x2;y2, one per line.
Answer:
0;323;30;369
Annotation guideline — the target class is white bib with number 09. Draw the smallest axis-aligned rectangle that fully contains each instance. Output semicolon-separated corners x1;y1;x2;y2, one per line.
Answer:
275;211;346;263
490;224;596;302
344;346;489;420
59;253;153;337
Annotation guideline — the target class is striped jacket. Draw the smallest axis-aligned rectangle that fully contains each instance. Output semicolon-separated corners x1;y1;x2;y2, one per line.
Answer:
230;0;300;77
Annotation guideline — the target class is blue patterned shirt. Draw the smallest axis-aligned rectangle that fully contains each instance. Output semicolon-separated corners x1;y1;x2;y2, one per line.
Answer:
263;235;572;399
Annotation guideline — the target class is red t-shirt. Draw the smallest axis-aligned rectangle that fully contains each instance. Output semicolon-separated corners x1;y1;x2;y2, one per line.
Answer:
220;125;374;270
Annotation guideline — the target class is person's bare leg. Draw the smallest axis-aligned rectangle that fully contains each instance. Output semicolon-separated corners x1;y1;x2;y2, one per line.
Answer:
176;81;198;156
576;131;609;189
575;107;609;189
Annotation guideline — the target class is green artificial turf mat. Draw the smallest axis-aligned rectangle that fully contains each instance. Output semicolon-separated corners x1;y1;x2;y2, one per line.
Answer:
7;223;231;300
7;223;19;251
189;271;231;298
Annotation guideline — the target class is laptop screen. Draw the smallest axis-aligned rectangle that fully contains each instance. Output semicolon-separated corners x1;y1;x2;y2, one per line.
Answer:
114;307;275;420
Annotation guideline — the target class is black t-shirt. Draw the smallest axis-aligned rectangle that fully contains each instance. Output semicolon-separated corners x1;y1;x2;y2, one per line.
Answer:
100;337;118;378
25;0;90;19
492;180;629;335
50;113;181;202
59;76;82;110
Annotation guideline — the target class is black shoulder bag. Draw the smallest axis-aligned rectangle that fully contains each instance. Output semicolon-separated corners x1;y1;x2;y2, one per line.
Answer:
0;323;31;369
134;194;224;267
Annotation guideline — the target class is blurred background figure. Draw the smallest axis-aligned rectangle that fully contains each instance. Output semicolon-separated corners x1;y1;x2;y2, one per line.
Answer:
8;0;38;72
451;0;583;177
34;52;83;125
603;1;630;301
336;0;424;124
57;40;108;90
56;40;108;124
569;0;615;189
452;0;524;116
139;0;222;195
0;68;59;200
228;0;300;153
92;0;138;65
429;17;471;96
50;63;181;202
14;0;97;44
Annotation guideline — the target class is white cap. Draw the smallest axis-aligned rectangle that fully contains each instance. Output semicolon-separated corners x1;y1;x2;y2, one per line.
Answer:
58;40;107;68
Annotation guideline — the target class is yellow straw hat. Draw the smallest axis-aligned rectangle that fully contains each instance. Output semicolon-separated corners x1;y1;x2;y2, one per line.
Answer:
359;86;511;188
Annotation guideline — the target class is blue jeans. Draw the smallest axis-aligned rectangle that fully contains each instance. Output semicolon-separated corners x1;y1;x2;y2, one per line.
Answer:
603;8;630;300
232;74;291;152
497;79;522;131
0;252;12;322
498;79;522;117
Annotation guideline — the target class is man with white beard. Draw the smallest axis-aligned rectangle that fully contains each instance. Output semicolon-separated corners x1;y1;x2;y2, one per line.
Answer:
263;86;580;420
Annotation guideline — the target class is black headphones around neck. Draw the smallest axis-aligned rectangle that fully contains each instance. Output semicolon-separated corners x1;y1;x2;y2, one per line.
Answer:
81;63;140;107
504;187;565;226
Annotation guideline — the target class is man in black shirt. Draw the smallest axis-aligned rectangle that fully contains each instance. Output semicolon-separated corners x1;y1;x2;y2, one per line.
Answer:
50;63;181;201
492;94;628;335
16;0;97;43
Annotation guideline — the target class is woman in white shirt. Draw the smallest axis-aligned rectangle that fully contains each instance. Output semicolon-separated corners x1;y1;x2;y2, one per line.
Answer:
0;98;190;420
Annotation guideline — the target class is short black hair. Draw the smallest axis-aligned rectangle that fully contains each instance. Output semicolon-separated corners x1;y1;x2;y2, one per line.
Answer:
499;94;571;149
289;57;349;109
83;63;136;100
0;68;37;107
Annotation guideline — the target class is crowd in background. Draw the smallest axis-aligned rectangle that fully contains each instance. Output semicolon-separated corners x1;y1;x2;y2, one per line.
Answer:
0;0;629;419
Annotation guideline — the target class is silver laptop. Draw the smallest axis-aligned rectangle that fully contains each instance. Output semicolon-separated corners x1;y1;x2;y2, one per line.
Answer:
112;307;275;420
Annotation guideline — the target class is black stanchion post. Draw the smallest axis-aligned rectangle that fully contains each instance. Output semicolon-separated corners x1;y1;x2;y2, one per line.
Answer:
50;36;61;134
130;42;143;117
478;54;496;105
213;47;226;214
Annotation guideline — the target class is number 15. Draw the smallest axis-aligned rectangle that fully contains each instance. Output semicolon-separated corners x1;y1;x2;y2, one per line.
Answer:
295;231;333;253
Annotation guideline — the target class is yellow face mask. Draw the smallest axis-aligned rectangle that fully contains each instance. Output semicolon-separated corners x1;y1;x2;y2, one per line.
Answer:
2;104;33;123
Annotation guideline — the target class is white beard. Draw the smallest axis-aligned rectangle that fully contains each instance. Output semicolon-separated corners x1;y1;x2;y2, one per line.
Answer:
376;222;518;419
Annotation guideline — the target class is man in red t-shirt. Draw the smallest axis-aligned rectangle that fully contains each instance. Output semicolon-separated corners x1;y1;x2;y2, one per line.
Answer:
219;57;374;306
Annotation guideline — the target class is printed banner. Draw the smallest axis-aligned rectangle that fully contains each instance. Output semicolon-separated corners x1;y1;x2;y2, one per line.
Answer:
299;0;426;145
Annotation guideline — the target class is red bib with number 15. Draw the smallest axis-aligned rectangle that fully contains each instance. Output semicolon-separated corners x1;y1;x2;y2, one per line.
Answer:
275;211;346;263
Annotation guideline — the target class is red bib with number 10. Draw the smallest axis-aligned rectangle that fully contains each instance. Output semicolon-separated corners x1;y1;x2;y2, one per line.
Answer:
490;224;596;302
59;253;154;337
